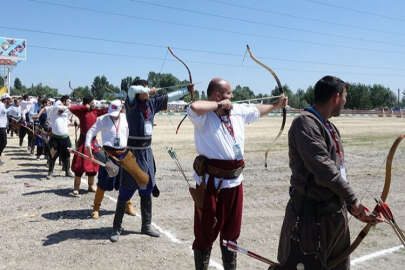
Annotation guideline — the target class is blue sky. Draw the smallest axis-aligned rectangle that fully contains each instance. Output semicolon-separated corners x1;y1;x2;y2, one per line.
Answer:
2;0;405;95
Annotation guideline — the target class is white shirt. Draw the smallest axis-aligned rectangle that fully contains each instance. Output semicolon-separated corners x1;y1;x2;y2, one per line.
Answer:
28;101;40;122
46;101;71;136
187;103;260;189
0;102;8;128
85;113;128;149
7;105;21;119
20;100;34;118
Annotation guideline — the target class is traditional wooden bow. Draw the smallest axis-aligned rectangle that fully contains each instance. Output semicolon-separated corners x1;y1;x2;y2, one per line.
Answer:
167;46;194;134
327;134;405;268
246;45;287;168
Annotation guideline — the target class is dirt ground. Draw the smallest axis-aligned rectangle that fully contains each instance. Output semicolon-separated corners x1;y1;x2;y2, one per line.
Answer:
1;115;405;270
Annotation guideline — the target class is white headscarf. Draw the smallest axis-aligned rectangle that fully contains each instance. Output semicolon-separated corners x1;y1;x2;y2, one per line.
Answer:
128;85;150;101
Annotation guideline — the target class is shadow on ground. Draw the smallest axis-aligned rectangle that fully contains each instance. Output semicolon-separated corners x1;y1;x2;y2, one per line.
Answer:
14;174;47;180
22;187;78;198
5;152;31;157
10;157;34;161
43;227;140;246
6;168;48;173
3;149;27;154
42;209;115;221
17;163;46;167
4;145;22;149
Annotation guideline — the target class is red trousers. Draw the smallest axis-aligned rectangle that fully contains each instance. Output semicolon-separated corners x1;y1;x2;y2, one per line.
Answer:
192;180;243;250
71;136;99;177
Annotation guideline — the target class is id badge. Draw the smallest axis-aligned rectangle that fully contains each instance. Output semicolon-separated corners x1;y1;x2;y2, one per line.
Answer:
233;143;243;160
113;137;120;147
340;164;348;182
144;121;153;136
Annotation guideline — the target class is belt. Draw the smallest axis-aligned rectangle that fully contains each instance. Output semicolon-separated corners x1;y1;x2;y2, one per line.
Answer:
206;163;244;179
127;135;152;150
103;145;126;157
193;155;245;179
51;134;69;139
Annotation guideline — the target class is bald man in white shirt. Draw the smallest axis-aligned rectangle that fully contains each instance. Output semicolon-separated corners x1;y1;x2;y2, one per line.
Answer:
188;78;287;270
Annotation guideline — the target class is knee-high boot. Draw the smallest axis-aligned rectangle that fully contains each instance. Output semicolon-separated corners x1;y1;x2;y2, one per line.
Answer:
110;200;126;242
194;248;211;270
73;176;81;196
88;176;96;192
140;195;160;237
47;156;56;179
220;244;237;270
63;157;73;177
19;130;24;147
92;188;105;219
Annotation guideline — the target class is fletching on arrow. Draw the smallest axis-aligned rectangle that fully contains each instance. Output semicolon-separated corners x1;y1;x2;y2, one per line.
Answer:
375;198;394;221
167;147;177;160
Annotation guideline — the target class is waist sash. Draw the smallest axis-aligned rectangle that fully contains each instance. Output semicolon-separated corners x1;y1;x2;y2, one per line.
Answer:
127;135;152;150
193;155;245;179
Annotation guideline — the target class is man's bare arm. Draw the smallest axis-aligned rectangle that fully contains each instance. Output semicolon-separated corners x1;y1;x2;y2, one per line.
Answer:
255;95;288;117
190;100;232;115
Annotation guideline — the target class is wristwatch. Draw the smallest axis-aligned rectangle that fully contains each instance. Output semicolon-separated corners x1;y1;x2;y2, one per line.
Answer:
217;102;223;110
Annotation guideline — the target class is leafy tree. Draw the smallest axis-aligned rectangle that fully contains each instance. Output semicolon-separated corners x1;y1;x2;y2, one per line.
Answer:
121;76;134;93
304;86;315;106
232;85;255;102
14;78;23;90
369;84;396;108
91;75;110;100
10;78;25;96
10;84;25;96
148;72;180;92
272;84;292;96
147;71;195;101
30;83;59;97
183;90;199;103
71;86;91;101
401;90;405;105
346;83;371;109
270;84;293;105
294;88;308;109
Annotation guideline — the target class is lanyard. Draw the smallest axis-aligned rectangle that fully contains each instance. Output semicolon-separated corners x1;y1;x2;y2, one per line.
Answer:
304;107;344;163
111;116;121;137
324;121;344;163
216;112;236;143
138;102;150;120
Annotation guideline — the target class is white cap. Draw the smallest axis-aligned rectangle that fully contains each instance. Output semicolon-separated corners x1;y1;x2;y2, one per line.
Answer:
1;93;11;100
129;85;150;94
108;99;122;117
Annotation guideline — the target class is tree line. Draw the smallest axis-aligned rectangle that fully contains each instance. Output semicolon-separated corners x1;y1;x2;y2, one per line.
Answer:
6;72;403;109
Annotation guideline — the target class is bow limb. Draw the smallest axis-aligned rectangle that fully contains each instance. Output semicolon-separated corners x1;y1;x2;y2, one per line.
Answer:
328;134;405;268
246;45;287;168
167;46;193;98
167;46;194;134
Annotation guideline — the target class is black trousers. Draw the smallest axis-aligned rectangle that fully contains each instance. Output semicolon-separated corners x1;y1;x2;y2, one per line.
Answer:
19;125;34;147
49;135;71;162
0;128;6;156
